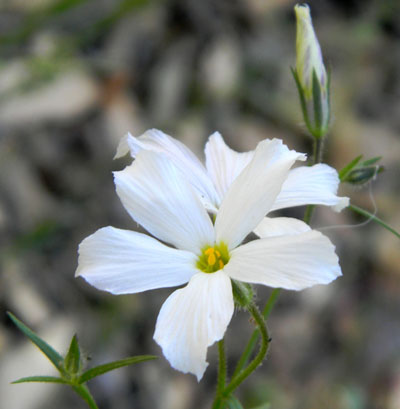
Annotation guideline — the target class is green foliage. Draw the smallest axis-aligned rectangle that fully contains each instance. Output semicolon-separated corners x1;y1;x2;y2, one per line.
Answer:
8;312;157;409
12;376;70;384
79;355;157;383
7;312;66;375
64;335;82;376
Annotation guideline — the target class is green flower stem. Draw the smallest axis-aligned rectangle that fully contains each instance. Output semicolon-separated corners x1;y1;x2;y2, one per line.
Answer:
304;132;325;224
72;384;99;409
211;303;270;409
349;204;400;239
232;288;280;378
217;339;227;395
303;204;316;225
223;303;270;396
312;137;324;165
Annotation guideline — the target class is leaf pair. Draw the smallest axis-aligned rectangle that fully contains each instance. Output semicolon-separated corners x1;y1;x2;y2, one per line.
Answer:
8;312;157;409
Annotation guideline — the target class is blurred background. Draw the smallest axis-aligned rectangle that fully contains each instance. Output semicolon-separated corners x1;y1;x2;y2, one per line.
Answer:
0;0;399;408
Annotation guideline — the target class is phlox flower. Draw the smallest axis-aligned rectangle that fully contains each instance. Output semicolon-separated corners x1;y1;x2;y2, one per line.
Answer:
76;133;346;380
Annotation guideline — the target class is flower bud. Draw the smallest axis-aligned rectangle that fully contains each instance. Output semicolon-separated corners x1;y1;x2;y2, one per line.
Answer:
293;4;330;138
295;4;326;98
345;166;384;186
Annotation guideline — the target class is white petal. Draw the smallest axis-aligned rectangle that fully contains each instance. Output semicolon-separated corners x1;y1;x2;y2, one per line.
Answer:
116;130;219;211
76;226;197;294
154;271;234;381
224;230;341;290
114;133;131;159
205;132;253;200
271;164;349;212
114;151;214;253
215;139;306;249
254;217;311;238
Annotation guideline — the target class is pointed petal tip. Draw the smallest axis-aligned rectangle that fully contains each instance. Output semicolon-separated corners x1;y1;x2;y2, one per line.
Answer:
114;132;134;159
332;197;350;212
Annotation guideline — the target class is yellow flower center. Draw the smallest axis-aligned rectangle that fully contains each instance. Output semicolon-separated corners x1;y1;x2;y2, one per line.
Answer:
196;243;230;274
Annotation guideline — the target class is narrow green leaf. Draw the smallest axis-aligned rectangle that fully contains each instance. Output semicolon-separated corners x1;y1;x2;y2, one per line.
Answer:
64;335;81;375
79;355;157;383
226;395;244;409
12;376;70;384
362;156;382;166
338;155;363;181
312;69;323;135
7;312;65;374
72;384;99;409
349;205;400;239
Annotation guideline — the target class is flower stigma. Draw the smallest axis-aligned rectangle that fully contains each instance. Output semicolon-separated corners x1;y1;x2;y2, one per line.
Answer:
196;242;230;274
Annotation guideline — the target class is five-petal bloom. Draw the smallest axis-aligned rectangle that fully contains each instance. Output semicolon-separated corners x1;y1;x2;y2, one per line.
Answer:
76;130;347;381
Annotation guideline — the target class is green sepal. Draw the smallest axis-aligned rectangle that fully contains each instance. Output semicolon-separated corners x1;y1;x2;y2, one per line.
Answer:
326;66;332;128
226;395;245;409
339;155;363;181
312;69;323;136
291;67;312;132
7;312;66;376
79;355;157;383
232;280;254;309
64;335;82;376
12;376;70;384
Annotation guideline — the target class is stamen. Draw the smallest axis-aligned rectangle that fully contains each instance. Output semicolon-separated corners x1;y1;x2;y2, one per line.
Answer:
196;243;230;274
208;253;216;265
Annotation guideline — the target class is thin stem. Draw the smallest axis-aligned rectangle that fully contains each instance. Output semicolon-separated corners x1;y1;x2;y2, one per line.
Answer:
312;137;323;165
349;204;400;239
217;339;227;394
303;136;324;223
223;303;269;397
232;288;280;378
303;204;315;225
72;384;99;409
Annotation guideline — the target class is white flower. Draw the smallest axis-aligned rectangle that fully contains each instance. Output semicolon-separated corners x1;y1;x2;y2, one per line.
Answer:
116;129;349;214
77;135;343;381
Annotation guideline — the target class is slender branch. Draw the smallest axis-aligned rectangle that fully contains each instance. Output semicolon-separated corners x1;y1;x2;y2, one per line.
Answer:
72;385;99;409
303;135;325;224
217;339;227;394
349;204;400;239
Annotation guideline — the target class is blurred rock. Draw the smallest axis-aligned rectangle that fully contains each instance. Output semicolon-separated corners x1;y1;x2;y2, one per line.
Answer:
148;39;196;125
0;69;99;127
199;35;241;99
0;154;56;229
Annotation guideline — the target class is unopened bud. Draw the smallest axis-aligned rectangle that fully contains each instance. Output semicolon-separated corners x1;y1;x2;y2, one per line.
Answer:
293;4;330;138
345;166;383;185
